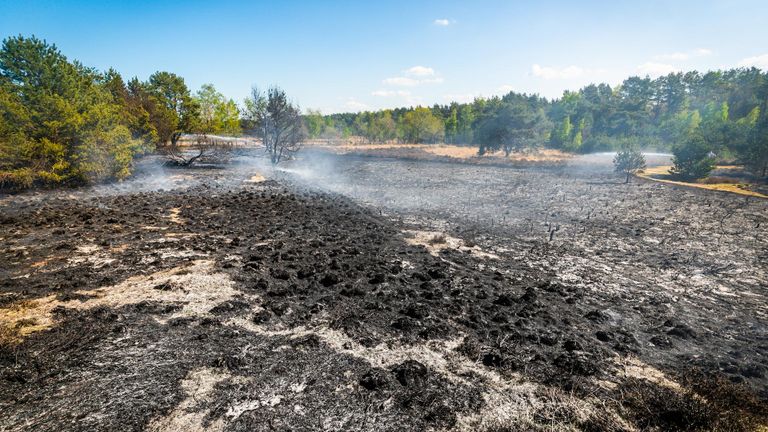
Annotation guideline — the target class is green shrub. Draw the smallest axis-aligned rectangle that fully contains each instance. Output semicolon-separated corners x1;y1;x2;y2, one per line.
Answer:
670;135;716;180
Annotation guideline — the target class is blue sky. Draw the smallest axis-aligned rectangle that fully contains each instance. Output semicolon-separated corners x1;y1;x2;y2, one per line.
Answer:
1;0;767;113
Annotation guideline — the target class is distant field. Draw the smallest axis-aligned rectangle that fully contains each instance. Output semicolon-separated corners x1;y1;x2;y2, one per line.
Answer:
306;142;572;166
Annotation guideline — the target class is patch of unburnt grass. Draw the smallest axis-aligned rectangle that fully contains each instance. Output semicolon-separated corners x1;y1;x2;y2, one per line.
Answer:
616;369;768;431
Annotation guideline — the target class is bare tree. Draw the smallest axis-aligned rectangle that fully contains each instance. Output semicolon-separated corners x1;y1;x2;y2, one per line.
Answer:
163;134;234;167
245;86;306;164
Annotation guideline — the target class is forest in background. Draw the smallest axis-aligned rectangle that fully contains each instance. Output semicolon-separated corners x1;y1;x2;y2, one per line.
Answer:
1;35;767;190
310;70;768;178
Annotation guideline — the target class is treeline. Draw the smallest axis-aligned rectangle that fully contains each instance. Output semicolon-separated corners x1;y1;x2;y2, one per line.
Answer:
0;35;240;189
308;69;768;178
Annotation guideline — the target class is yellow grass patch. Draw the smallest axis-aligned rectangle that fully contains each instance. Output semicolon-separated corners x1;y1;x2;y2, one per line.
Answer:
423;145;480;159
0;260;239;345
31;258;53;268
616;356;681;391
245;173;266;183
0;297;60;346
638;165;768;199
167;207;184;224
109;243;130;253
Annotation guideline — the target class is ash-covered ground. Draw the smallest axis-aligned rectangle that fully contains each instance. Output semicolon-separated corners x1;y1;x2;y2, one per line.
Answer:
1;151;767;431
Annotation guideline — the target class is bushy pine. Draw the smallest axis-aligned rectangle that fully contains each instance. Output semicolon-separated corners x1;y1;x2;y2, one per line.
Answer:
670;135;716;180
0;36;148;189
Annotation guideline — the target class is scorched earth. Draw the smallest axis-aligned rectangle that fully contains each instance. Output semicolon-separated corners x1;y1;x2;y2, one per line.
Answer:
1;151;767;431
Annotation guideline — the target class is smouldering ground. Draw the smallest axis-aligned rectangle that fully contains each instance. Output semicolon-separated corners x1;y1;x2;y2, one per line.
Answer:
1;153;768;431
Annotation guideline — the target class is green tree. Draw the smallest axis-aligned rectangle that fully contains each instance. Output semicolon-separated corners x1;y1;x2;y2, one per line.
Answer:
401;107;444;143
367;110;396;143
102;68;158;148
0;35;143;188
550;115;573;149
195;83;241;136
444;104;459;143
476;101;549;156
304;109;325;139
746;83;768;177
147;71;199;146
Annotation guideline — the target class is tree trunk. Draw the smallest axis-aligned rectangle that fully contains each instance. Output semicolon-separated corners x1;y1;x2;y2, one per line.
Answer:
626;172;631;183
171;132;182;147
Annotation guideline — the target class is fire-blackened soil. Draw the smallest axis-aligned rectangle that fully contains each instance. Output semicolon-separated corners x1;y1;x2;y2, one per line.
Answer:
1;154;767;431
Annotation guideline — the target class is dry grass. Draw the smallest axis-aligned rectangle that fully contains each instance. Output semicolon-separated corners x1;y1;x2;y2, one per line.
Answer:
0;260;239;344
404;230;498;259
638;165;768;199
147;367;230;432
168;207;184;224
616;356;681;391
245;173;266;183
311;142;571;163
455;385;630;432
0;297;60;347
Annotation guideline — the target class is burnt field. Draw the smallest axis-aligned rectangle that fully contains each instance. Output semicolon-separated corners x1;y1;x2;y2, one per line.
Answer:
1;153;768;431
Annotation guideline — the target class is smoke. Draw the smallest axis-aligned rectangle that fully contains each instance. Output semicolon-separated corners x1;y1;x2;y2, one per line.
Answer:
565;152;672;176
274;149;346;189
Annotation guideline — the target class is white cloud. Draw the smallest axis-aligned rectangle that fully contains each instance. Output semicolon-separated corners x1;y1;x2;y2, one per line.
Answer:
405;66;435;77
382;77;420;86
383;67;444;87
655;48;713;61
737;53;768;70
531;64;585;80
497;84;516;93
343;97;368;111
434;18;451;26
637;62;680;76
371;90;411;97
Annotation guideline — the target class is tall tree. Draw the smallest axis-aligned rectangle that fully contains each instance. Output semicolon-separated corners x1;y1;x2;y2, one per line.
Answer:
401;107;444;143
476;100;549;156
147;71;199;146
195;83;241;136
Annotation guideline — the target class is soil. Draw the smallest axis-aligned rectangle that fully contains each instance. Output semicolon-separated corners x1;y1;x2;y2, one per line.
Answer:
1;151;767;431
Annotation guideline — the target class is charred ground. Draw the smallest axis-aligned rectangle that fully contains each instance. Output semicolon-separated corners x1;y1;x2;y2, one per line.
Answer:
1;154;767;431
